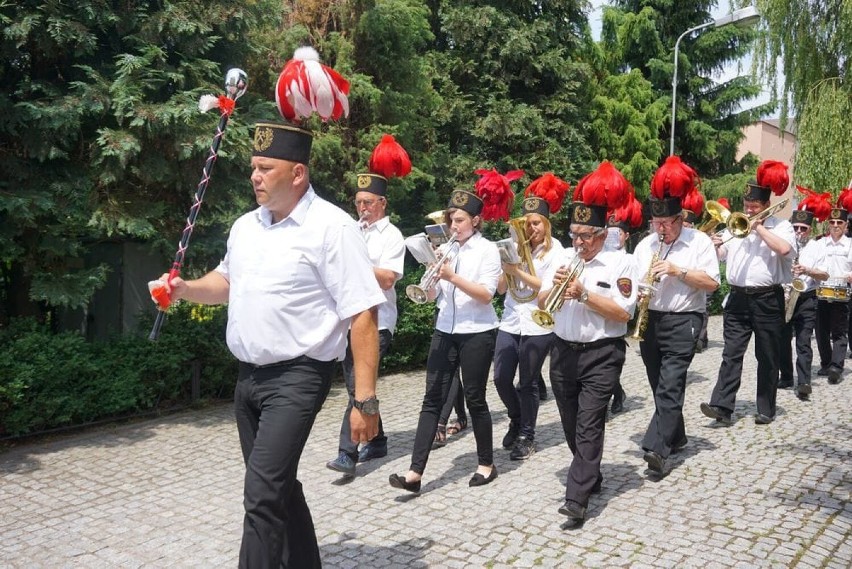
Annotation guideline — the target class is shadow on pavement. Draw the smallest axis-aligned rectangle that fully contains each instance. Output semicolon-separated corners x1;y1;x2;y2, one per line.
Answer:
321;533;432;568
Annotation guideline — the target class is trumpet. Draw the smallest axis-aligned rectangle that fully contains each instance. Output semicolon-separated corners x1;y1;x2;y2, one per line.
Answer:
705;199;790;243
405;234;460;304
531;255;585;329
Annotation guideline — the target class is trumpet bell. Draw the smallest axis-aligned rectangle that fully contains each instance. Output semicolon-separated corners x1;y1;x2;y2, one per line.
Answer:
727;211;751;237
405;284;429;304
425;210;445;224
531;310;555;329
697;200;731;234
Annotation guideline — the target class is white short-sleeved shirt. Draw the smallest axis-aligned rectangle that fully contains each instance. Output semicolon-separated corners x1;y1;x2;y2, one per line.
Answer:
541;249;638;342
633;228;721;313
435;232;501;334
499;240;564;336
816;234;852;281
796;239;822;292
215;186;386;365
721;216;796;286
361;216;405;333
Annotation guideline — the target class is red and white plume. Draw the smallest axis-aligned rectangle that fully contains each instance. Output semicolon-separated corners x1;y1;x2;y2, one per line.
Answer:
682;187;705;218
525;173;570;214
275;46;350;122
836;187;852;213
369;134;411;179
796;185;832;222
475;168;525;222
573;161;631;212
611;189;643;229
650;156;700;200
755;160;789;196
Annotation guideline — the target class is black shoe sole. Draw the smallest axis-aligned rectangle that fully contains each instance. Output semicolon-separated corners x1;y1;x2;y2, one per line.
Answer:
643;451;666;474
700;402;732;424
388;473;421;493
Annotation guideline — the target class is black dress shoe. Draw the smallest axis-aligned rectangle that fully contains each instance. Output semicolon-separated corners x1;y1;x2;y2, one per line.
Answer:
828;367;843;384
469;466;498;487
643;450;667;474
817;367;830;377
388;473;421;493
700;402;732;425
754;413;774;425
796;383;812;400
777;380;794;389
558;500;586;523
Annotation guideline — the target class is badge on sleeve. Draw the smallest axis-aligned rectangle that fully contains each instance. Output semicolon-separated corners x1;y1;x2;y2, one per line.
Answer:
617;277;633;298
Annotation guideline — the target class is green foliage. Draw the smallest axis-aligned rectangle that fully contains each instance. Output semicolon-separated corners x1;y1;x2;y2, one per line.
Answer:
793;81;852;193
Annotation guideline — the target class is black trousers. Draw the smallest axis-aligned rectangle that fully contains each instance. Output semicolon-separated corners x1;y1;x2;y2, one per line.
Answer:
337;329;392;460
234;358;335;569
815;298;849;372
780;292;817;385
640;311;702;458
438;369;466;426
493;330;553;439
550;336;625;507
711;287;784;418
409;329;497;475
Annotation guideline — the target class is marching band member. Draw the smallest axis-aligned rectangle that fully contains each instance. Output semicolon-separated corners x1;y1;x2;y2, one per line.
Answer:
779;188;830;400
539;161;637;528
681;188;712;353
494;173;568;460
389;171;510;493
701;160;795;425
604;190;643;415
326;135;408;477
813;189;852;385
634;158;720;475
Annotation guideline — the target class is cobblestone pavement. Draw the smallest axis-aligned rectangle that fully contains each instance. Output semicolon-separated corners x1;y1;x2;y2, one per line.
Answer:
1;316;850;568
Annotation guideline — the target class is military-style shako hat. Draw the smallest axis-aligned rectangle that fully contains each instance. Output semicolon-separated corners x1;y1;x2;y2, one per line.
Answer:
453;168;524;220
253;47;350;164
572;161;631;228
745;160;789;202
356;134;412;197
791;185;832;226
448;189;484;216
832;187;852;222
649;156;701;218
522;173;569;218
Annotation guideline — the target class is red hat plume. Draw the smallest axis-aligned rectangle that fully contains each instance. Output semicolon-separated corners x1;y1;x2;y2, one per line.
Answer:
650;156;700;200
369;134;411;179
474;168;524;221
796;185;832;222
276;46;350;122
682;187;705;217
574;161;631;210
755;160;789;196
717;197;731;210
837;187;852;213
611;189;643;229
524;173;570;214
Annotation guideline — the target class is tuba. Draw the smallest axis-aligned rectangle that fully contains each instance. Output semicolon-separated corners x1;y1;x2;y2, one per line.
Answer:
531;255;585;329
502;216;538;303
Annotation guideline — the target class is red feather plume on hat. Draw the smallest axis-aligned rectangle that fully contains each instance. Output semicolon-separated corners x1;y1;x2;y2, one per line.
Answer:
474;168;524;222
369;134;411;179
755;160;789;196
610;189;643;229
650;156;700;200
717;197;731;210
681;187;705;218
796;185;832;222
524;173;570;214
574;161;631;211
276;46;350;122
837;187;852;213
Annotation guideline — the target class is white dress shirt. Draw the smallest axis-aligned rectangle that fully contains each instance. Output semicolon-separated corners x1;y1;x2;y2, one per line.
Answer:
499;240;563;336
634;228;721;313
216;186;386;365
817;234;852;283
361;216;405;333
720;216;796;286
541;249;638;342
795;239;822;292
435;231;501;334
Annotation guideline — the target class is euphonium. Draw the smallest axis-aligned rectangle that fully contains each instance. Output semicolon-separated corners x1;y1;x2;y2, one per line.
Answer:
531;255;585;329
405;234;460;304
504;216;538;303
697;200;731;234
629;234;664;341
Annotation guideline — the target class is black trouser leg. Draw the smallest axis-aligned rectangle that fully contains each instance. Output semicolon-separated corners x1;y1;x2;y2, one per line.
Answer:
711;293;752;415
234;360;334;569
815;299;849;370
779;320;794;384
493;331;552;439
793;295;817;385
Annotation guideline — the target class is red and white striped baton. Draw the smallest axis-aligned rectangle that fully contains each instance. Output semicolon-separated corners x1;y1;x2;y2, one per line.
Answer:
148;69;247;341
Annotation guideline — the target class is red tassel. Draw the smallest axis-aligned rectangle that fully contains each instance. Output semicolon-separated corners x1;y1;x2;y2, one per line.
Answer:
796;185;832;222
524;173;570;213
756;160;789;196
474;168;525;222
369;134;411;179
650;156;699;200
681;187;705;219
275;46;350;122
575;161;631;210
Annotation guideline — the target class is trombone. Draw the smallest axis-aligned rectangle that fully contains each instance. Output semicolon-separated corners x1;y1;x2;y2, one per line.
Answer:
700;199;789;243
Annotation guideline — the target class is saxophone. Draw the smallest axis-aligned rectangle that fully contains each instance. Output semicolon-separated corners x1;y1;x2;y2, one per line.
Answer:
629;234;664;341
784;241;806;323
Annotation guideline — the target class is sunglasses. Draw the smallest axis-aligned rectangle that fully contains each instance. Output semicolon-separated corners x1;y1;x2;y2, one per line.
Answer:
828;220;846;226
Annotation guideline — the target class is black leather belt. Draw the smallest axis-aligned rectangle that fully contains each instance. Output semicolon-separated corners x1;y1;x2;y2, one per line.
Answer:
730;284;782;295
564;337;622;352
243;355;314;370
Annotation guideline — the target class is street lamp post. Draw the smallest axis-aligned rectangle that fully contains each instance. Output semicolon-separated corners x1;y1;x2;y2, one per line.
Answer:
669;6;761;156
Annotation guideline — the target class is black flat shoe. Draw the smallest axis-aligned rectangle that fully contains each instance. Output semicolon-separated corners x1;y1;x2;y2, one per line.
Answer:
469;466;498;487
700;402;732;425
643;450;667;474
754;413;774;425
388;473;421;493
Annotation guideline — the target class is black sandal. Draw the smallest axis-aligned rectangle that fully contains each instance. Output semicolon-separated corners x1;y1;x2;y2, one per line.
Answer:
432;423;447;449
447;417;467;436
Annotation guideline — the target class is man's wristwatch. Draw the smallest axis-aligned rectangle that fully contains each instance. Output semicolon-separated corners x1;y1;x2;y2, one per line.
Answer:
578;290;589;304
679;267;688;281
353;396;380;415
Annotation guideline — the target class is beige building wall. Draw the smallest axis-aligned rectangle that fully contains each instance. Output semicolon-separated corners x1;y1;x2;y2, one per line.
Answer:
736;119;798;218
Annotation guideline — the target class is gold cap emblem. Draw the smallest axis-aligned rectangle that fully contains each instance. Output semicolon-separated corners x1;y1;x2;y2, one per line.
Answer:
574;205;592;223
523;198;540;212
451;191;470;207
253;126;273;152
357;174;372;189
